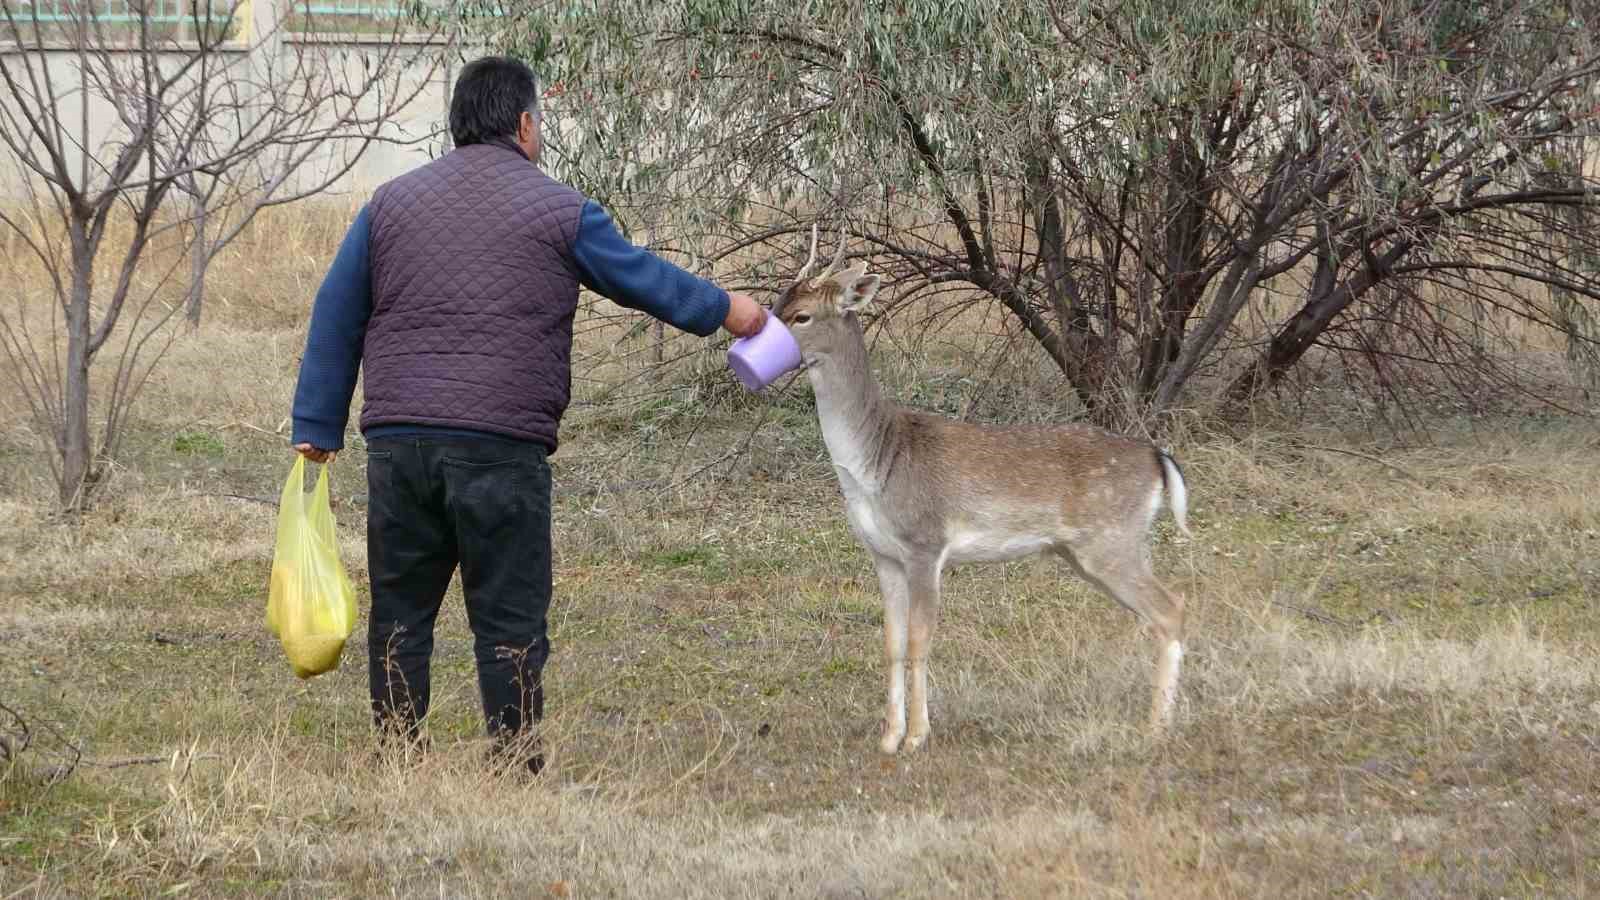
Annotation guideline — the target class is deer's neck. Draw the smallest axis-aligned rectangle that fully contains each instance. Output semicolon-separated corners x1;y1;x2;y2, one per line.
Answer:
808;321;897;493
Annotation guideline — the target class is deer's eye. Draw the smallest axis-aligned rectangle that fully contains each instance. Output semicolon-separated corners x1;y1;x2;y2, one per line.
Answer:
791;313;812;325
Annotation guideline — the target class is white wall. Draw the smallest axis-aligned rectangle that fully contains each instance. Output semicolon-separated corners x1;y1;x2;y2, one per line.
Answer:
0;5;454;203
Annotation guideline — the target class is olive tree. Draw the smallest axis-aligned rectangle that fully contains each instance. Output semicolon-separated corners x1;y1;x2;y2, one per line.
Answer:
461;0;1600;425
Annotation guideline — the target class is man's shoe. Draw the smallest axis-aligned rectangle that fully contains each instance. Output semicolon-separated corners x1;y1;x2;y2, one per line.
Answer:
485;733;544;779
371;723;431;768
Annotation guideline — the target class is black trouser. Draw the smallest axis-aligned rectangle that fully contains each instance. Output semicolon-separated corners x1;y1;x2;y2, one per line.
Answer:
364;435;552;747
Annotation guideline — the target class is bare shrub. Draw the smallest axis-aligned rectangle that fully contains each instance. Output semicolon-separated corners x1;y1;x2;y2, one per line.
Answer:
0;0;444;510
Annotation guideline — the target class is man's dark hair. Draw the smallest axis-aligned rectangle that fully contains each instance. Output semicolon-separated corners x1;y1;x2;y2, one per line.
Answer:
449;56;540;148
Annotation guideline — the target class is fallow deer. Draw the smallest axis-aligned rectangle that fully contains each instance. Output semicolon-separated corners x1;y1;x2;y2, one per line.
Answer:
772;227;1192;753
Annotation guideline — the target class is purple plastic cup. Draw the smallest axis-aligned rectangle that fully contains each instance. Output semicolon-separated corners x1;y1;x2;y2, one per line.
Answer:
728;314;802;391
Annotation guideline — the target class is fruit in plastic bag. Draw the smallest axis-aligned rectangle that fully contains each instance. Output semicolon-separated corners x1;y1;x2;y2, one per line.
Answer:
266;455;357;679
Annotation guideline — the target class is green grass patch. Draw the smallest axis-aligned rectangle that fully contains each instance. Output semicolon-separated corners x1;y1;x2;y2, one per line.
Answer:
172;430;227;457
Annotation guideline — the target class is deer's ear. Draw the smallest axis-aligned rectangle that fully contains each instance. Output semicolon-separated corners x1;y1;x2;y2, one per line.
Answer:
836;264;880;314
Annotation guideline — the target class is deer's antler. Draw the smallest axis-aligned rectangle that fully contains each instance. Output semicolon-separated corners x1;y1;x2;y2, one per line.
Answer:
794;223;821;284
811;228;848;288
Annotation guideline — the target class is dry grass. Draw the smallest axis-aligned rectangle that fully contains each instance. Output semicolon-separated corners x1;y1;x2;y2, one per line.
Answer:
3;204;1600;898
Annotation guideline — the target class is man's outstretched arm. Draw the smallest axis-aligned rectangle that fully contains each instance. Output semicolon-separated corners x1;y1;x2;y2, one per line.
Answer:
571;201;764;337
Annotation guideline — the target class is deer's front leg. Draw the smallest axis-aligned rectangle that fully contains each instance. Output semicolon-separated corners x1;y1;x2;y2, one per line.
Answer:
874;555;911;754
904;559;941;752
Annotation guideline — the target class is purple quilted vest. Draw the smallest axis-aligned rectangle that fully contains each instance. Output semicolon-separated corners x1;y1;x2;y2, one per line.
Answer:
359;139;585;450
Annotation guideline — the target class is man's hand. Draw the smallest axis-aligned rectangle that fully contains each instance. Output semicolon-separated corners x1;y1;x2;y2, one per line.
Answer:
294;443;337;464
722;291;767;338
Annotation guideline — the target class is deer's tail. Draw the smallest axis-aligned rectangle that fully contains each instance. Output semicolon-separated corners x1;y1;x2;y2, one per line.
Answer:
1156;449;1191;538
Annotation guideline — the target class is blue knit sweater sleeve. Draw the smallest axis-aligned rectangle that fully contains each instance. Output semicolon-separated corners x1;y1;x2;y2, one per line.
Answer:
291;206;372;451
571;200;730;337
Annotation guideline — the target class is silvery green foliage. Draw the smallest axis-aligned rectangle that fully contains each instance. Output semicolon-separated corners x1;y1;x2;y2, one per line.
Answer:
457;0;1600;421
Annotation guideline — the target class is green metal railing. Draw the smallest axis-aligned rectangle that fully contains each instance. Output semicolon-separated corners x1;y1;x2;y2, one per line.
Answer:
291;0;410;31
5;0;415;35
298;0;404;19
8;0;233;25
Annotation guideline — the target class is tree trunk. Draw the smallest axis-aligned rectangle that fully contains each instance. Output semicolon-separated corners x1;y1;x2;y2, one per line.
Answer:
185;189;209;325
62;265;94;511
1225;238;1411;405
1138;134;1212;400
1024;154;1105;411
1151;253;1262;413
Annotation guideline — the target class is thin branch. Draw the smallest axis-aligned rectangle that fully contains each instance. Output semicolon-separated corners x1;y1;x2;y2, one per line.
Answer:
1295;443;1426;484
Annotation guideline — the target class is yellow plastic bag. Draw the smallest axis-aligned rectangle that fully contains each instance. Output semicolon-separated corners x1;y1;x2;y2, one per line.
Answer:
266;456;357;679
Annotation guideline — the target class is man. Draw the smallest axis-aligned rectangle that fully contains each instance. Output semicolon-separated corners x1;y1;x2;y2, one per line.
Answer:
289;56;766;774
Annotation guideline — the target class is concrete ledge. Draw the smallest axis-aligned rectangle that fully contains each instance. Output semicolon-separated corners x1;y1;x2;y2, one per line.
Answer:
0;40;251;53
1;32;445;53
285;31;448;46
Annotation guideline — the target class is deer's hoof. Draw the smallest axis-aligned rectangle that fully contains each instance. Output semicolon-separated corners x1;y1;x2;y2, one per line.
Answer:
879;728;905;754
904;732;930;752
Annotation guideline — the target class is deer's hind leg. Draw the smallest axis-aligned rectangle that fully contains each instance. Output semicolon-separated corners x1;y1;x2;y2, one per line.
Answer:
1057;540;1186;732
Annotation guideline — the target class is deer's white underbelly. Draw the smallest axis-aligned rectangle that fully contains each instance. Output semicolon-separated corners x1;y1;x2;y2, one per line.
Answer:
942;529;1056;566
